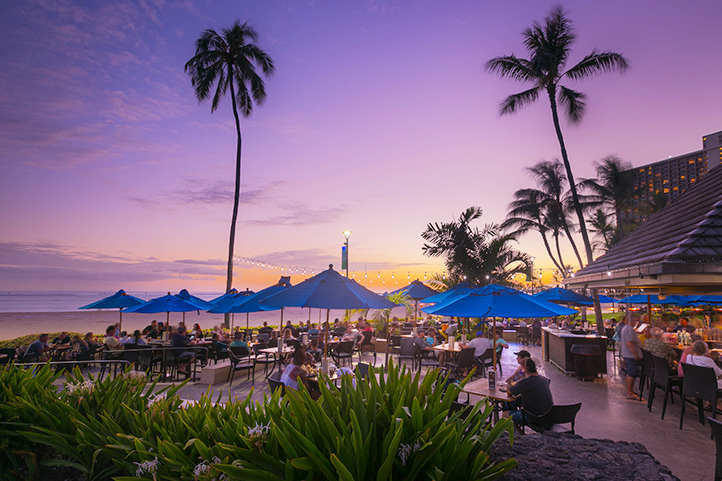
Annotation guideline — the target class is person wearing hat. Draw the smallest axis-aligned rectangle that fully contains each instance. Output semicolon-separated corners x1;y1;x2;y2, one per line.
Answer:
505;350;532;385
463;330;492;357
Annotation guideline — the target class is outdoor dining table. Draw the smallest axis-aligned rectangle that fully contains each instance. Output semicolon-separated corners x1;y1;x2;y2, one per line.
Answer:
462;378;518;423
431;343;462;353
259;346;294;378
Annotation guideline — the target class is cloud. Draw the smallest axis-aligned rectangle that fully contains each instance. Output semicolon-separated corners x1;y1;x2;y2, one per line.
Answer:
245;203;346;226
0;241;226;290
128;179;286;209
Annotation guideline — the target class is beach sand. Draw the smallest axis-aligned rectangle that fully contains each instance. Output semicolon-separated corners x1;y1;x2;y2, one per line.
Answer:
0;306;401;341
0;310;283;341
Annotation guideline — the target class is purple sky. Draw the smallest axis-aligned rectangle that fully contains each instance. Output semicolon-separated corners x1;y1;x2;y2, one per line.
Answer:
1;0;721;293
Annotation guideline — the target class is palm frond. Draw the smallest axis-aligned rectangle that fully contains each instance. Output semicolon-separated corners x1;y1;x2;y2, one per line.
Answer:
564;50;629;80
485;55;538;82
557;86;586;123
499;87;540;116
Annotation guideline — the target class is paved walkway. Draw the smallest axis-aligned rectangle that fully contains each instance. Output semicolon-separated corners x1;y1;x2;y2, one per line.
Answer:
167;342;715;480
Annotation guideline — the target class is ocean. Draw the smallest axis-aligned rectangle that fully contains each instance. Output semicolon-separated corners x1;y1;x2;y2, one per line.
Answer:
0;291;204;313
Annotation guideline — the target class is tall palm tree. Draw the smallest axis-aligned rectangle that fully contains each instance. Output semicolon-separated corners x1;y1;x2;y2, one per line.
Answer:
578;155;634;241
185;21;275;325
486;6;628;267
502;188;565;273
527;159;584;268
422;207;530;286
486;6;628;334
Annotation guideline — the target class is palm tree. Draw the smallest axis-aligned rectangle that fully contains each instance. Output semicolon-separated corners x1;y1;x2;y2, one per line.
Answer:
503;188;565;273
185;21;275;326
527;159;584;268
587;208;615;253
486;6;628;267
422;207;530;286
486;6;628;334
578;155;634;241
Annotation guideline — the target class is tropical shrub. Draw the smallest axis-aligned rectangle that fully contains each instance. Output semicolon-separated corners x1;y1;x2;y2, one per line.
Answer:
0;363;517;480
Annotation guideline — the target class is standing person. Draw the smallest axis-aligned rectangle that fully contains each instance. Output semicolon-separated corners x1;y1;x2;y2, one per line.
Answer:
621;316;643;400
507;358;553;431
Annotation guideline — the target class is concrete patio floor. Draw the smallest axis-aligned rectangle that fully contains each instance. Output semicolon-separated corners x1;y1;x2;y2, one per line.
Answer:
159;342;716;480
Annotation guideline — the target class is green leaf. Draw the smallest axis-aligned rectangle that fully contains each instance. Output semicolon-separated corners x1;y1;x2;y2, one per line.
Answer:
330;453;356;481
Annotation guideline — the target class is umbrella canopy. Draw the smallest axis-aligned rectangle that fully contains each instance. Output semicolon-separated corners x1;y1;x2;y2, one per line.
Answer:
597;295;618;304
387;280;438;301
690;295;722;305
534;287;593;307
209;288;240;304
617;294;689;305
176;289;215;310
124;293;204;325
79;289;146;310
423;282;477;304
78;289;146;332
423;285;577;318
208;280;291;314
262;265;396;310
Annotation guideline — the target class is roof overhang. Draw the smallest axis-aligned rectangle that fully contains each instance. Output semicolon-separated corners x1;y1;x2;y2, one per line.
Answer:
565;261;722;293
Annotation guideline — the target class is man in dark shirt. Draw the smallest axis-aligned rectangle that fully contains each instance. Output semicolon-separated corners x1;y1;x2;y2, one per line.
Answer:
171;326;196;375
508;358;553;430
25;334;52;361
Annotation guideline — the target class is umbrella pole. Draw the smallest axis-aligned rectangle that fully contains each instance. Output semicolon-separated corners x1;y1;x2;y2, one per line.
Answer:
183;312;186;324
324;310;330;359
119;308;123;334
647;295;652;324
384;316;390;372
246;313;249;332
492;317;496;374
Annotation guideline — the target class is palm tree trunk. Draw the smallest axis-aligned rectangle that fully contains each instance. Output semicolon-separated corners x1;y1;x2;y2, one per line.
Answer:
547;88;604;334
560;222;584;269
225;78;243;329
540;231;565;273
553;231;566;273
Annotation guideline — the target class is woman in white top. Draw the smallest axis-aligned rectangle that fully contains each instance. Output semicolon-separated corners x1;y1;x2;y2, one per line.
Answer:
685;340;722;388
280;342;310;390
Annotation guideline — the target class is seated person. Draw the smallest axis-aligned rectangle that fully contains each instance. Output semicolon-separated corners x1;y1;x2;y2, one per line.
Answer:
52;332;71;345
25;333;52;362
144;320;159;338
172;326;197;375
307;337;322;362
507;358;553;431
341;327;362;345
84;332;100;350
280;341;319;399
267;331;279;348
64;335;89;361
191;323;204;339
463;330;492;357
505;350;532;386
308;323;320;336
412;329;432;353
212;325;227;342
493;331;509;355
642;327;677;369
684;340;722;388
258;322;273;334
673;317;695;333
104;325;124;351
229;331;249;349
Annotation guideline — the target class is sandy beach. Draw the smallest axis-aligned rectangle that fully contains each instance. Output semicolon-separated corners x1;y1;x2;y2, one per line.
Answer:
0;307;410;341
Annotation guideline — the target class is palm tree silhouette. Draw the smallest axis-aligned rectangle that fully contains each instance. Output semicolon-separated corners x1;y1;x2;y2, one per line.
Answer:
185;21;275;324
486;5;628;267
578;155;634;241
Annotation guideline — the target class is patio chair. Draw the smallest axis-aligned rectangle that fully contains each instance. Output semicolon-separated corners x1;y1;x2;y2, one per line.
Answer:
397;338;418;371
523;402;582;434
228;346;255;387
358;331;374;362
0;348;17;365
639;349;655;402
267;370;285;396
355;362;370;381
516;326;530;345
531;325;542;346
390;335;402;356
252;343;275;377
416;344;438;370
474;348;495;378
331;341;354;367
445;347;476;379
647;354;682;419
680;363;722;429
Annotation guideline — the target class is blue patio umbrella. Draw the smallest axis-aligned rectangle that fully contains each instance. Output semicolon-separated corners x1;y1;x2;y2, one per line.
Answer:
387;279;439;320
423;284;576;370
176;289;215;310
597;295;618;304
690;295;722;305
208;288;254;328
617;294;684;305
79;289;146;332
208;277;291;330
423;281;477;304
209;288;240;305
262;265;396;361
124;293;204;325
534;287;593;306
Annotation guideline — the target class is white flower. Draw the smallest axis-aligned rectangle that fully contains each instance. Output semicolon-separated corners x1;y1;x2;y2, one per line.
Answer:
247;422;271;438
134;456;159;477
193;461;210;478
413;441;422;452
147;392;167;408
126;370;147;380
65;380;95;396
398;443;411;467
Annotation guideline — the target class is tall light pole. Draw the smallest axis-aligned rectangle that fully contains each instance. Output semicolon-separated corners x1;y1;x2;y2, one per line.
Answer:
342;230;351;278
529;257;535;294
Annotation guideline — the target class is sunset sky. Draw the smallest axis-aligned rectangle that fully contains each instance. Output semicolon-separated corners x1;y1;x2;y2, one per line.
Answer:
1;0;721;294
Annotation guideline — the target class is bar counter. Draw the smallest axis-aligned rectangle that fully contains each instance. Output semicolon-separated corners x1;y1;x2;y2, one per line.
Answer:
542;327;608;375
